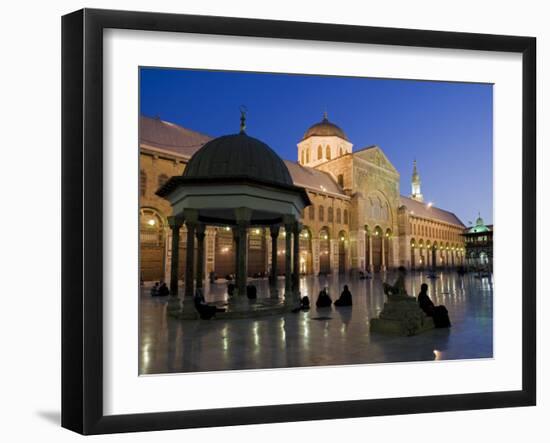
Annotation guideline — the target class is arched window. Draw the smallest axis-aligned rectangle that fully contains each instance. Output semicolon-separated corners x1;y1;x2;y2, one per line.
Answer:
337;174;344;187
326;145;331;160
339;146;343;156
343;209;349;225
301;150;305;164
140;208;164;245
140;170;147;197
319;205;325;222
328;207;334;222
306;148;310;163
317;145;323;160
308;205;315;220
336;208;342;223
158;173;169;189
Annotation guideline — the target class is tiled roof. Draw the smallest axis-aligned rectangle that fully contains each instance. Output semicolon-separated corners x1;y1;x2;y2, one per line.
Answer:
400;195;464;227
139;115;212;157
284;160;346;196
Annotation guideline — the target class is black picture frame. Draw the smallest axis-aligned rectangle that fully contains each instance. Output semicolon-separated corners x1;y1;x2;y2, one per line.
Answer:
61;8;537;435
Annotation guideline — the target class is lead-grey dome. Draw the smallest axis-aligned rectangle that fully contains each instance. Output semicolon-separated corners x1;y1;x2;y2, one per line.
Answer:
183;133;293;186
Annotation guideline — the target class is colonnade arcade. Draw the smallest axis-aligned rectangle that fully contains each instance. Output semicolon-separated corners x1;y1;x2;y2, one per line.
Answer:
364;225;393;272
409;238;465;269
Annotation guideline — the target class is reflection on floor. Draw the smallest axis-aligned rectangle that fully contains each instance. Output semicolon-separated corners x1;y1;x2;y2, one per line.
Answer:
139;270;493;374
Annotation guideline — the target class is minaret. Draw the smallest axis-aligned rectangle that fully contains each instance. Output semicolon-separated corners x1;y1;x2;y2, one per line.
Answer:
411;159;424;202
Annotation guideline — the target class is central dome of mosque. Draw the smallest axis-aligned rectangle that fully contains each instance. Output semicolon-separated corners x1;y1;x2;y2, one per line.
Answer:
183;132;293;187
302;113;349;141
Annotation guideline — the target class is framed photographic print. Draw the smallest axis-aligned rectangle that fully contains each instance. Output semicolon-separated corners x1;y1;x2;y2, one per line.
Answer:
61;8;536;435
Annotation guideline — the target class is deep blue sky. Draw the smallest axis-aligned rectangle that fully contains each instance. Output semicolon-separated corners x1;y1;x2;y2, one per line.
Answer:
140;68;493;225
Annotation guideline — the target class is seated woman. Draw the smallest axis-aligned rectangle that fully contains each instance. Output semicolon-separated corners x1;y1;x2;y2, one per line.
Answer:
334;285;353;306
316;287;332;307
194;288;225;320
417;283;451;328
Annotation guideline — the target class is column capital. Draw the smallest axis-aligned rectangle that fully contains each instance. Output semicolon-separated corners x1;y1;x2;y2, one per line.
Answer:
183;208;199;224
167;214;184;229
283;214;296;228
269;225;280;238
195;223;206;237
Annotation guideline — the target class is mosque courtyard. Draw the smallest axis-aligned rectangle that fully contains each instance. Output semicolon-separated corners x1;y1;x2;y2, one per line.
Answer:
139;270;493;374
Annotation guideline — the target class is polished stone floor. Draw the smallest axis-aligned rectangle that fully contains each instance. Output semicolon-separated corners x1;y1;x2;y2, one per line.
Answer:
139;270;493;374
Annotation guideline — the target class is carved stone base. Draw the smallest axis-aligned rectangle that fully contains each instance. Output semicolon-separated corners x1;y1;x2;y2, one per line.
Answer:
370;296;435;336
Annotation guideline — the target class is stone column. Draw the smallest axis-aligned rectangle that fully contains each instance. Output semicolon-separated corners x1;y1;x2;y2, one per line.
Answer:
235;208;252;297
381;235;386;272
269;225;280;287
311;237;320;275
184;220;196;299
368;234;373;273
330;238;338;274
432;247;437;271
283;216;294;298
167;215;184;296
292;222;301;290
195;224;206;290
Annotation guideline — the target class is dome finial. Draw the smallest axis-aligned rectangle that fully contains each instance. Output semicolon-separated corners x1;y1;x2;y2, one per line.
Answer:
239;105;248;134
323;108;328;121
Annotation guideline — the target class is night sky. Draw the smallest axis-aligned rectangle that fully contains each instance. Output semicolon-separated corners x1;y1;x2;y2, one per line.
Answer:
140;67;493;226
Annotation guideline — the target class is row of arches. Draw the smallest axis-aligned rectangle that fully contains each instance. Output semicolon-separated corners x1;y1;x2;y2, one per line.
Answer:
410;238;465;269
300;144;346;164
140;207;352;281
140;170;170;197
305;204;349;224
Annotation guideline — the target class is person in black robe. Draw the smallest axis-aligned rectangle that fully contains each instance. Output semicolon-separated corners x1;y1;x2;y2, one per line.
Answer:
194;289;225;320
334;285;353;306
417;283;451;328
316;287;332;307
150;282;159;297
157;281;169;296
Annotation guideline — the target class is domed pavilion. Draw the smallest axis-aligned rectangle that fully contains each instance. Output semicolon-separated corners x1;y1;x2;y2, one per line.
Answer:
156;112;311;316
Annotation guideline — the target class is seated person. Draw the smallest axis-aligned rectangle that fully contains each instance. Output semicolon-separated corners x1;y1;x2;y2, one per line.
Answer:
157;281;169;297
246;284;257;299
383;266;408;297
316;287;332;307
150;282;159;297
300;295;310;310
194;288;225;320
334;285;353;306
227;283;236;297
417;283;451;328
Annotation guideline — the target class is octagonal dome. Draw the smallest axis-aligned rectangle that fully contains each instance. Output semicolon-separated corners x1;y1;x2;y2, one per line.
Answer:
302;113;348;141
182;132;293;187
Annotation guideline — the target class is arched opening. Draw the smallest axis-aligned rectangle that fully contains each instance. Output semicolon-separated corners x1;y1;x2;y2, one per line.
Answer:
418;239;425;269
247;227;266;276
372;226;383;271
433;241;439;269
317;145;323;160
384;228;392;269
306;148;310;163
214;226;235;278
326;145;331;160
299;227;313;274
140;208;166;281
319;227;331;274
410;238;416;269
338;230;348;274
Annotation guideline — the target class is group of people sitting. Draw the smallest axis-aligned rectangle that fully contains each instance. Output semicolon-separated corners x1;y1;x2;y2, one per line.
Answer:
315;285;353;308
150;281;169;297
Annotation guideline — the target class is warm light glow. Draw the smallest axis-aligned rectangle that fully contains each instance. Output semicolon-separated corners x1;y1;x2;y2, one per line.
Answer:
322;235;328;240
147;219;155;226
340;236;345;241
254;229;261;235
427;202;433;208
224;226;231;231
221;247;229;253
